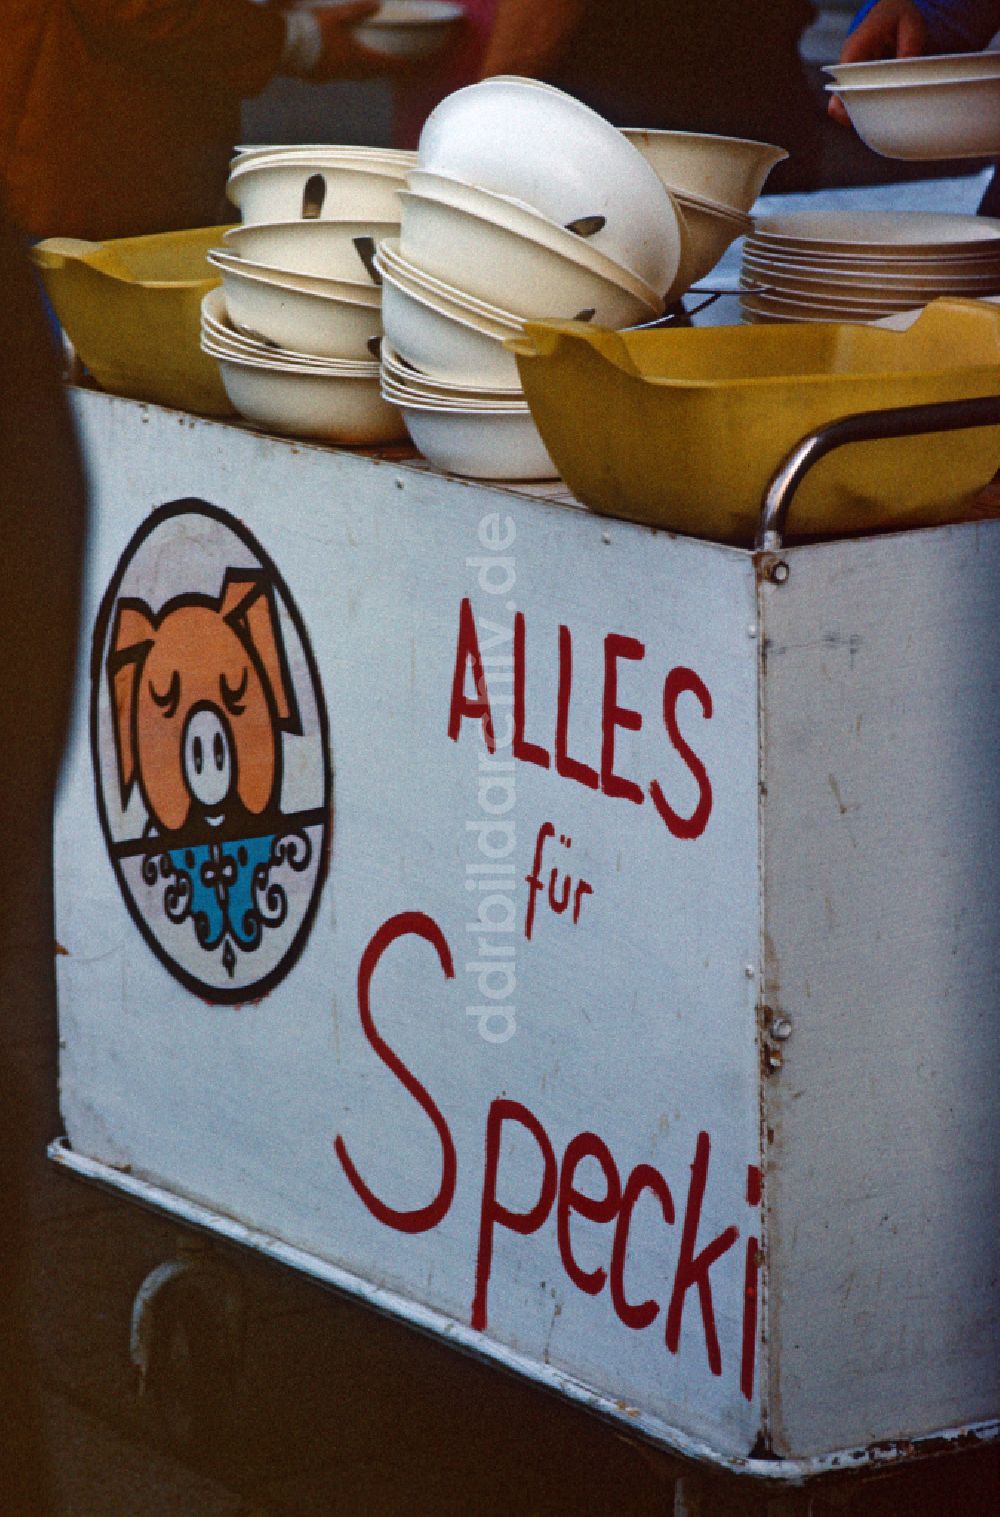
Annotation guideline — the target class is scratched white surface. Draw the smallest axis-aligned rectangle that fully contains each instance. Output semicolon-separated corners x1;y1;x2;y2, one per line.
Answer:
760;522;1000;1455
57;391;762;1456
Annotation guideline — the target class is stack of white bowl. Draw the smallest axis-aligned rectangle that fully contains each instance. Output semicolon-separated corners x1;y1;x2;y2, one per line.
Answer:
740;211;1000;325
378;76;689;479
203;145;416;443
823;50;1000;161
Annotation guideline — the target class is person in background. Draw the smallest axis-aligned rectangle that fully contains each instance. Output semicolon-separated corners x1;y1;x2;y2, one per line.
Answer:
393;0;582;147
0;0;410;242
406;0;819;190
0;195;87;1512
830;1;1000;206
830;0;1000;124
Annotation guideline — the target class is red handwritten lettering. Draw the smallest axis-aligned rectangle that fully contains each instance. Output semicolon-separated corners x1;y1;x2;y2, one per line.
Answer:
555;623;599;789
665;1131;739;1376
472;1098;558;1332
601;633;645;804
741;1163;762;1402
650;667;713;840
556;1132;622;1295
448;596;495;753
610;1163;675;1331
512;611;550;769
333;912;457;1234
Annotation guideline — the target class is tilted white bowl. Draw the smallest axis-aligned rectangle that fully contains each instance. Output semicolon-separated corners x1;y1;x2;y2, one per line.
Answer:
378;237;527;326
667;197;749;295
223;220;398;284
350;1;464;59
417;77;682;294
405;168;662;306
826;74;1000;159
377;262;523;387
620;128;786;215
206;254;382;360
207;246;381;305
823;50;1000;88
228;159;406;224
398;190;660;326
397;401;558;480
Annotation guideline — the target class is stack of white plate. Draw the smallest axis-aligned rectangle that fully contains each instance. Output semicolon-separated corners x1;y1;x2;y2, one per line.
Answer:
205;145;415;440
740;210;1000;324
378;76;689;478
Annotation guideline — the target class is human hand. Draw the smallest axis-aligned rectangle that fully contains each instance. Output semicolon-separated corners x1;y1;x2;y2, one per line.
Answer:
308;2;415;81
828;0;928;125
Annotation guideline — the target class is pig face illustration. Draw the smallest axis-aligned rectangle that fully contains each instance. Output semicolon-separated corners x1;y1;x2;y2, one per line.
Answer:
92;502;330;1002
108;571;300;840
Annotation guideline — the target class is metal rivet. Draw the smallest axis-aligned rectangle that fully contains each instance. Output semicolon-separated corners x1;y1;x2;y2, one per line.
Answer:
770;560;790;584
747;623;758;639
744;964;755;979
601;532;612;545
771;1016;793;1042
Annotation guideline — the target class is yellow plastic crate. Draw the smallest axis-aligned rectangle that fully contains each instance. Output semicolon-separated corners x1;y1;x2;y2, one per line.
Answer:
512;299;1000;543
31;225;235;417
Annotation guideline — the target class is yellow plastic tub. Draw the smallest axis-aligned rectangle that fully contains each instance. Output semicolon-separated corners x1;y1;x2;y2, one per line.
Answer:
31;226;235;417
512;299;1000;543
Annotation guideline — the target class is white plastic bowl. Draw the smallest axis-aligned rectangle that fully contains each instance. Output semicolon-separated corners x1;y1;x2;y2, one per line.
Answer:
207;246;381;305
223;220;398;283
201;289;381;368
405;169;662;306
378;237;527;327
827;74;1000;159
382;338;520;400
205;256;382;360
381;375;528;412
668;197;749;294
398;190;659;326
397;401;558;479
823;50;1000;87
620;128;787;214
350;1;463;59
228;160;406;224
201;324;379;373
378;264;522;386
417;77;681;294
231;145;416;172
209;349;403;443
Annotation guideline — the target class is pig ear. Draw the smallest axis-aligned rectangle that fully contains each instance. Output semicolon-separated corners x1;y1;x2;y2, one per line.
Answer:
107;600;156;809
219;572;300;732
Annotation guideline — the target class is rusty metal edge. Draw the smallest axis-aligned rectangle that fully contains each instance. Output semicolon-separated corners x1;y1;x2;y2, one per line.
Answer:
48;1138;998;1486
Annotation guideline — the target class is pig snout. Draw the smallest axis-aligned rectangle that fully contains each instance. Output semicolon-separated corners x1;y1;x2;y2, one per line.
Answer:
181;704;234;814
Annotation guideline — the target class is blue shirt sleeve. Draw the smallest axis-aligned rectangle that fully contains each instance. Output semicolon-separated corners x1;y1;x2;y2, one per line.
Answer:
849;0;1000;51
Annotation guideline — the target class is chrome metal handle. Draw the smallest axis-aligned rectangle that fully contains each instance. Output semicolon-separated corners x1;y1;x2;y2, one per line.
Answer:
757;395;1000;551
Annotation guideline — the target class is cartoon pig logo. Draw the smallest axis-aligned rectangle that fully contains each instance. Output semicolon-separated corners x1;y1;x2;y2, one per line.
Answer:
108;572;297;841
92;502;330;1002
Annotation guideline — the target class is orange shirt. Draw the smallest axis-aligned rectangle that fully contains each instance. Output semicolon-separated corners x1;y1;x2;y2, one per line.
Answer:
0;0;284;240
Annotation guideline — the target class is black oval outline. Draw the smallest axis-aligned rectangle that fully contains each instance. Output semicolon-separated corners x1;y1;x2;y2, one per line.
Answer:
90;499;332;1006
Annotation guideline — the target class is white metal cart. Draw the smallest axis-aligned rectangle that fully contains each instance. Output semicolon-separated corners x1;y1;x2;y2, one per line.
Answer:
51;386;999;1505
